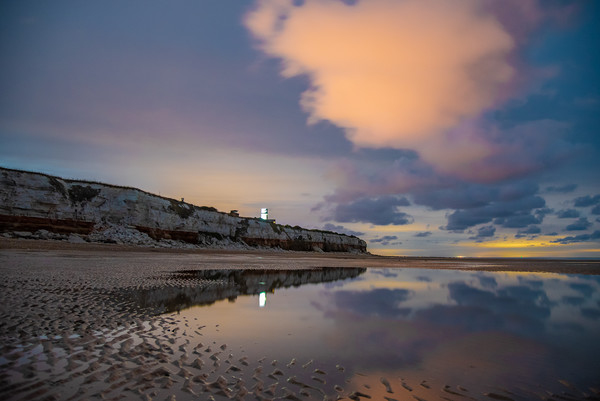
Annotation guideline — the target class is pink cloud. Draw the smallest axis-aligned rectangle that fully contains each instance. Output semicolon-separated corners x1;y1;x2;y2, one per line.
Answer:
245;0;519;157
245;0;575;182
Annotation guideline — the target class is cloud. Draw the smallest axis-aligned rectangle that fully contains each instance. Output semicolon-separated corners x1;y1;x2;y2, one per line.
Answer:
545;184;577;193
246;1;579;182
556;209;580;218
551;230;600;244
515;225;541;238
445;195;545;231
414;180;539;211
592;205;600;215
244;0;564;181
371;235;400;246
414;231;432;238
321;223;364;237
518;225;541;235
469;225;496;240
573;194;600;207
565;217;592;231
329;195;413;225
496;213;542;228
245;0;515;148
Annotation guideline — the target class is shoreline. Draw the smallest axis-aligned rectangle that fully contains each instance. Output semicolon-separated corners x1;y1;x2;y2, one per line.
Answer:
2;237;599;275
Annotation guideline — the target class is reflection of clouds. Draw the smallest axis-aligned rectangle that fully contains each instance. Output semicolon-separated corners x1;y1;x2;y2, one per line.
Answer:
581;308;600;320
414;304;506;332
371;269;399;278
562;295;586;306
322;275;365;289
446;282;552;335
331;288;413;318
569;283;595;297
315;271;600;390
497;285;554;308
477;275;497;289
551;321;585;333
518;277;544;289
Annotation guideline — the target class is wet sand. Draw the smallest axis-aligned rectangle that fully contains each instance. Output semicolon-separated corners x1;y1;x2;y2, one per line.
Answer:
1;238;599;400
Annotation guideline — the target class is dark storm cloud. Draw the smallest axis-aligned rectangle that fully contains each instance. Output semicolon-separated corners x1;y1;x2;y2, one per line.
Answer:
330;196;413;226
321;223;364;237
551;230;600;244
557;209;580;218
565;217;592;231
592;205;600;215
573;194;600;207
331;288;413;318
545;184;577;193
445;195;545;231
414;231;432;238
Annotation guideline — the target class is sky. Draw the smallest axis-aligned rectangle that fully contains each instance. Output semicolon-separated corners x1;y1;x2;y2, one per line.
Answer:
1;0;599;258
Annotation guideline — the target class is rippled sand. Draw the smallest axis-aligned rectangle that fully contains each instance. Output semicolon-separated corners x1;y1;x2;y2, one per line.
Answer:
1;239;599;400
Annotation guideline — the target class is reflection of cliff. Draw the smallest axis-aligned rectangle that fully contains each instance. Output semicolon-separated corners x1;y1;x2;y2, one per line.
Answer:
133;268;366;314
0;167;366;252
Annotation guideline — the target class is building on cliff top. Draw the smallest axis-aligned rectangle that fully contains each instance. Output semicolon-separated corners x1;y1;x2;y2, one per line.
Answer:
260;208;275;223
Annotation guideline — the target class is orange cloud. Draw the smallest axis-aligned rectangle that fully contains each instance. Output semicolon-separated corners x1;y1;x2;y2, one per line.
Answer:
245;0;516;158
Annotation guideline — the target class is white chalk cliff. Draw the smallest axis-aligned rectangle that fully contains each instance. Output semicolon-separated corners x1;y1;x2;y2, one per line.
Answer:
0;167;367;252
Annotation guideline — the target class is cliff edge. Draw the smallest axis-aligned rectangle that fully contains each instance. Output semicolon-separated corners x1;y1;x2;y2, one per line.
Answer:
0;167;367;252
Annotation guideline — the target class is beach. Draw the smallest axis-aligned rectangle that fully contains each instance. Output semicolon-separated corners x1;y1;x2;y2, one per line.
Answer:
2;237;599;274
1;238;599;400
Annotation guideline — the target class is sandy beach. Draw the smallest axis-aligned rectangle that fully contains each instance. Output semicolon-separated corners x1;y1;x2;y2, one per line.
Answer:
2;237;599;275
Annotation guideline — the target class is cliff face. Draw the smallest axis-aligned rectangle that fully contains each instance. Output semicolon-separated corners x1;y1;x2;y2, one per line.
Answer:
0;168;367;252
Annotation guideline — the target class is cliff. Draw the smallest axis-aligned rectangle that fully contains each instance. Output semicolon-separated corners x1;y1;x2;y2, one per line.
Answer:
0;167;367;252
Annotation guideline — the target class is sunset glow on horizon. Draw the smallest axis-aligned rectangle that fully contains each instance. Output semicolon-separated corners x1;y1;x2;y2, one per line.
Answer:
1;0;599;257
